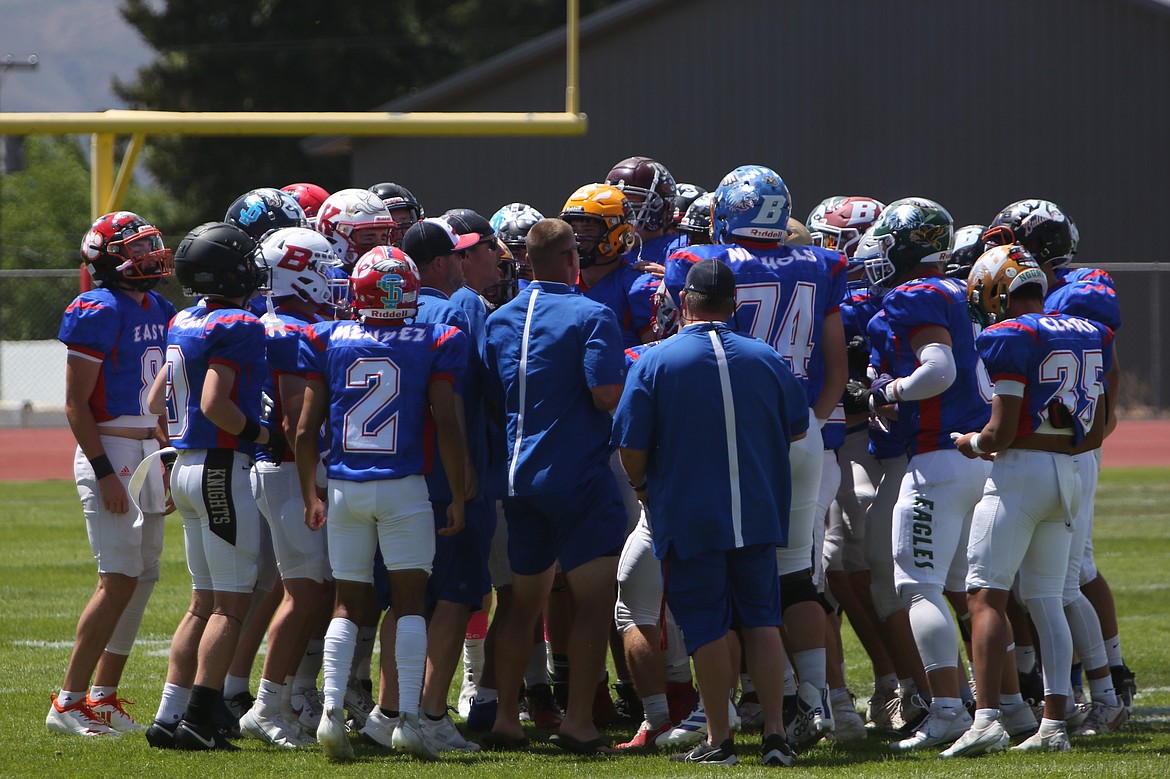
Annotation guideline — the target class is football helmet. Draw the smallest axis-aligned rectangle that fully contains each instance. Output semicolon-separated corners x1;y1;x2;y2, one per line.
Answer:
967;244;1048;326
710;165;791;243
857;197;953;295
671;183;707;228
174;222;263;299
806;195;886;260
256;227;339;308
983;199;1078;267
280;183;330;221
947;224;987;279
483;242;520;309
369;182;425;244
678;193;713;243
605;156;677;233
559;183;635;268
224;187;308;240
490;202;545;250
349;246;421;322
80;211;174;291
316;188;396;268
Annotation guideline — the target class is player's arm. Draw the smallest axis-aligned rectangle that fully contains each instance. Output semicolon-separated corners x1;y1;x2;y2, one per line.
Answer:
955;392;1020;458
618;446;649;500
277;372;307;450
590;383;624;412
872;325;955;409
813;309;847;423
65;354;130;514
295;378;329;530
201;362;270;445
429;378;467;537
453;392;478;501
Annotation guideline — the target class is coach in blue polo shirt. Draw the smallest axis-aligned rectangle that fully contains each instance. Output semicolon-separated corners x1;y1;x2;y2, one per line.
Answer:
612;259;809;767
483;217;628;754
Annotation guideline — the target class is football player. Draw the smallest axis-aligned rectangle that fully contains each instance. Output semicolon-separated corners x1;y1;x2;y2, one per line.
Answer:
605;155;680;273
47;212;175;737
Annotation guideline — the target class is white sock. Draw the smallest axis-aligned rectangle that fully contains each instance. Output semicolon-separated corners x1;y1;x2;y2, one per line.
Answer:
223;673;251;700
793;649;827;690
57;690;85;708
294;639;324;693
474;687;498;704
323;618;358;711
973;708;999;727
1088;675;1119;708
88;685;116;702
155;683;190;724
1103;633;1123;668
255;677;282;716
395;615;427;717
643;693;670;728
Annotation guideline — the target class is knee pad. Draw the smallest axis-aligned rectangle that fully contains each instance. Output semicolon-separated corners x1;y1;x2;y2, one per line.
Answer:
1063;594;1107;671
779;569;819;613
901;583;958;672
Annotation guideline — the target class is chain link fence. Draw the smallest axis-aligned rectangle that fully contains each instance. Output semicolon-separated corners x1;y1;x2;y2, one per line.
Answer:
2;264;1166;426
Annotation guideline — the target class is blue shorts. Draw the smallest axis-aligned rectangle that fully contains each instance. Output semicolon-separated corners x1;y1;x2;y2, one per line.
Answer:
427;495;496;609
664;542;782;655
502;465;626;576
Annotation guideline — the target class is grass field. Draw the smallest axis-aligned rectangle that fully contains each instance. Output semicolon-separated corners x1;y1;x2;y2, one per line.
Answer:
2;469;1167;777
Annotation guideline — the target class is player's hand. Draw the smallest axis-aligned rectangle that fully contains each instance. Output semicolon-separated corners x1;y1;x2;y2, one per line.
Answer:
951;432;993;461
440;501;465;537
631;260;665;279
99;473;130;515
846;334;870;378
868;373;899;410
843;379;870;415
305;496;327;531
161;464;177;515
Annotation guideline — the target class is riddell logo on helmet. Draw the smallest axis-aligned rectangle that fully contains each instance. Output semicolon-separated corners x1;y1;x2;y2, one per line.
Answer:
749;227;786;239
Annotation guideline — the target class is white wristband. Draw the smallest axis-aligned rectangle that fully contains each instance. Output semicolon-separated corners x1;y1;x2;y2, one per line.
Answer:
970;433;985;455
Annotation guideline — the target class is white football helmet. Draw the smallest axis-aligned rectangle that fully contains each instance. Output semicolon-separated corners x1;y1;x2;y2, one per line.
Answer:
315;188;396;268
256;227;340;308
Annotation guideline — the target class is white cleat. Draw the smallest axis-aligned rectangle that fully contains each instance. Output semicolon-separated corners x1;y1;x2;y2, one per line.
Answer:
829;692;867;742
46;695;120;737
1001;704;1039;737
317;705;354;762
1073;700;1128;736
344;681;374;728
939;719;1010;758
1013;726;1071;752
86;694;146;733
891;707;972;751
421;713;480;752
790;682;835;749
392;712;441;761
240;707;307;748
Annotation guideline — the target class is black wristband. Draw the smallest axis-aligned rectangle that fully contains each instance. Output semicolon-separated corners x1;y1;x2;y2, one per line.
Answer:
629;479;647;491
238;418;263;442
90;454;115;479
160;450;177;471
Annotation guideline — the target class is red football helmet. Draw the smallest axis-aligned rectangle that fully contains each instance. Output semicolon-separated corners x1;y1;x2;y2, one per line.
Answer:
80;211;174;291
349;246;421;322
281;182;331;221
806;196;885;259
605;156;677;232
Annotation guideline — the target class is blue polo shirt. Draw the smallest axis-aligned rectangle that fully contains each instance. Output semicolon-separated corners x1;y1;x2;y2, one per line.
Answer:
612;321;809;561
484;280;626;496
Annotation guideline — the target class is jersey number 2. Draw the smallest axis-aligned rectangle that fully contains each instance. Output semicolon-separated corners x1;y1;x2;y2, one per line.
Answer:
343;357;401;453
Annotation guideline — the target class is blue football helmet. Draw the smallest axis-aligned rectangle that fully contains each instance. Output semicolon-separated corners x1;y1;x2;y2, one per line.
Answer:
710;165;792;243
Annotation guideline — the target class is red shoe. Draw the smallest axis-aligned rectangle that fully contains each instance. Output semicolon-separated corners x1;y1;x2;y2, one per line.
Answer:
667;681;700;725
615;719;671;753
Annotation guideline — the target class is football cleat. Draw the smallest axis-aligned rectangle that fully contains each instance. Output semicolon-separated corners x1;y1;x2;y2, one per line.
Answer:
938;719;1010;758
457;669;477;719
173;718;239;751
1111;664;1137;715
890;707;972;751
46;694;119;737
420;713;480;752
392;712;441;760
344;679;375;728
1001;703;1039;737
616;719;671;753
291;687;323;733
788;682;834;750
1072;700;1128;736
524;683;563;729
358;707;399;748
736;691;764;732
86;693;146;732
866;687;901;731
828;691;867;742
317;705;354;762
1013;726;1071;752
239;707;307;748
761;733;796;767
657;699;742;749
144;718;178;749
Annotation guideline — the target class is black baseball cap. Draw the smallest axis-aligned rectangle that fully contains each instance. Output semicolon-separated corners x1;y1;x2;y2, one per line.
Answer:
683;258;736;299
444;209;497;245
401;217;479;266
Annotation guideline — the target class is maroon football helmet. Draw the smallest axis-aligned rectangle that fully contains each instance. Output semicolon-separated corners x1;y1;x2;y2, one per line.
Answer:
604;156;677;233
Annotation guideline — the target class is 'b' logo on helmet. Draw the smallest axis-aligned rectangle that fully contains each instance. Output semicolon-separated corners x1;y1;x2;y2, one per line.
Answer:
377;273;403;306
752;195;788;225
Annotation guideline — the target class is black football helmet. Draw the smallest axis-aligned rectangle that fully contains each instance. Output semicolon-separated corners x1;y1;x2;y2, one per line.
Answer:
175;222;264;299
224;187;307;241
983;199;1078;267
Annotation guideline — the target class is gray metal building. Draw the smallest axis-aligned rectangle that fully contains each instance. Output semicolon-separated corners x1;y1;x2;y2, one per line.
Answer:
311;0;1170;410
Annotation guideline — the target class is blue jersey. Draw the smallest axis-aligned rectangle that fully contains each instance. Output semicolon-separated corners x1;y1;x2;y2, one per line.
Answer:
415;288;478;501
575;262;659;347
664;243;848;409
623;233;680;268
164;302;268;453
255;306;317;464
484;280;626;496
874;272;991;455
299;319;467;483
58;288;176;425
612;322;809;560
978;312;1113;446
864;310;914;459
1046;269;1122;332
